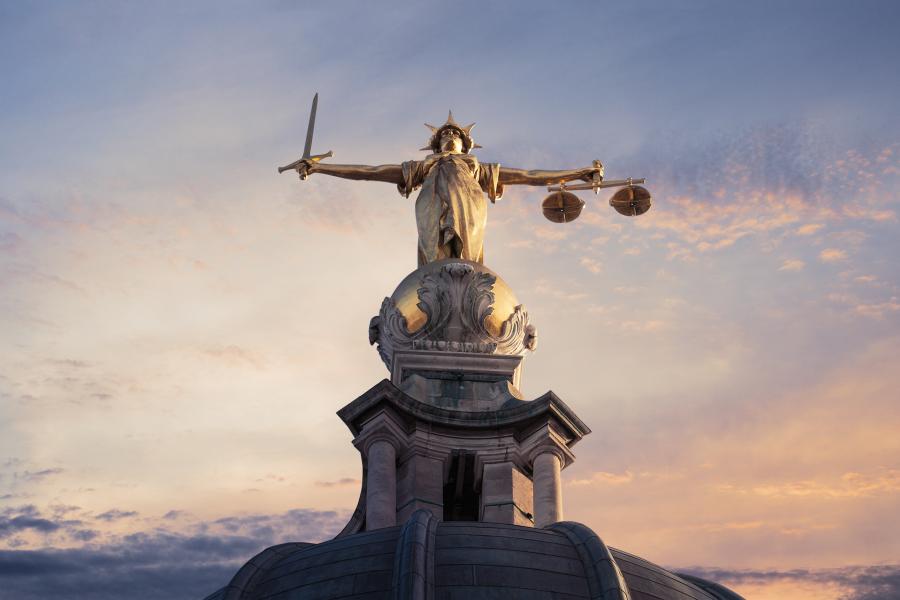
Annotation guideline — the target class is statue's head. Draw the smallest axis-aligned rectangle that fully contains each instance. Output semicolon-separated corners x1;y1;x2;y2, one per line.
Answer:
439;127;465;153
422;111;482;154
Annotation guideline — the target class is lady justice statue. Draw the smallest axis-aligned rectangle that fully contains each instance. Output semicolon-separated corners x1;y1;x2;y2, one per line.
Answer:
282;106;604;266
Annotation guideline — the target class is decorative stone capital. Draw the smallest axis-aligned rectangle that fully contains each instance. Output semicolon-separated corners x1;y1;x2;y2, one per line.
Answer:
352;411;409;458
528;444;569;468
369;259;537;373
523;426;576;470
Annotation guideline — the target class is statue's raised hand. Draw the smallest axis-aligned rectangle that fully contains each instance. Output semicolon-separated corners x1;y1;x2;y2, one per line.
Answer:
296;159;314;181
580;161;604;183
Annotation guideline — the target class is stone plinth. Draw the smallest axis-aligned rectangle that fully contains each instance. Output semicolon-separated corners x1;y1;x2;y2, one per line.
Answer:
369;259;537;405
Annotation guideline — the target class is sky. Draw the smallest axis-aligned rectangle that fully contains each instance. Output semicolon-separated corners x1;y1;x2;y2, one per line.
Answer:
1;1;899;598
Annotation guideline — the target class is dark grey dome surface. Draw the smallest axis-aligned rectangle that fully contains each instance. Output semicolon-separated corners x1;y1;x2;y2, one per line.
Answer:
204;511;743;600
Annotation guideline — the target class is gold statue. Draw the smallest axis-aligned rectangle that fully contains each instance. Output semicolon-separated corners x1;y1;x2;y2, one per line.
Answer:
283;106;604;266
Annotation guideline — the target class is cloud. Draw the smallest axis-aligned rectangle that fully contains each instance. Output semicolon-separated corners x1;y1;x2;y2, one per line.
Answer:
0;506;93;545
624;131;899;267
199;345;267;370
0;513;62;539
95;510;139;522
619;319;667;333
778;259;805;272
534;226;569;241
0;505;348;599
14;468;64;482
0;544;239;600
678;565;900;600
819;248;848;262
855;299;900;319
795;223;824;235
579;257;602;274
569;470;634;486
314;477;360;488
715;470;900;499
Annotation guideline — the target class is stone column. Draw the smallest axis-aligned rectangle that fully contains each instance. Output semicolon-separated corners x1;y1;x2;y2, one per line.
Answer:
366;439;397;530
533;451;563;528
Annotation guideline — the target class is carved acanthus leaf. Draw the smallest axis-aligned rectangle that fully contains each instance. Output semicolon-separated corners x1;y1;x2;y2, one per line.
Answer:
370;262;537;371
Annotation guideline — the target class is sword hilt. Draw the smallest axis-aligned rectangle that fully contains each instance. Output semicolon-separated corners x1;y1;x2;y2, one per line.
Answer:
278;150;334;175
591;160;604;194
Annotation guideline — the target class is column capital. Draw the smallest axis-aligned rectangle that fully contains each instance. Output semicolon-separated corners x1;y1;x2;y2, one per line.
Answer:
352;409;409;457
523;425;576;469
528;444;568;467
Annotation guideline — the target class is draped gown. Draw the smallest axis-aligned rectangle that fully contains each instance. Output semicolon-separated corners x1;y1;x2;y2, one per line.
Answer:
398;152;503;266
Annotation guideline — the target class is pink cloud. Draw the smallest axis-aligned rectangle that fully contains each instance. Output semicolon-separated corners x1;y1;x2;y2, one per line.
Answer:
716;469;900;499
569;470;635;486
579;257;602;274
778;259;805;272
795;223;824;235
855;298;900;319
819;248;847;262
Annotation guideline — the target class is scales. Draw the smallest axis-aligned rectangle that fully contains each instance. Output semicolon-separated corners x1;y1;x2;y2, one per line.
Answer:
542;160;652;223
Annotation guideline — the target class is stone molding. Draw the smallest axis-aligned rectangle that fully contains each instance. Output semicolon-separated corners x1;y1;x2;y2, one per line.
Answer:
390;349;524;390
547;522;632;600
391;510;438;600
339;380;590;440
217;542;313;600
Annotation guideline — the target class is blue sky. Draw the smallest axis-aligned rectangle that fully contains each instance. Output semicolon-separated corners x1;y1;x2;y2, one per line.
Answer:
1;2;899;599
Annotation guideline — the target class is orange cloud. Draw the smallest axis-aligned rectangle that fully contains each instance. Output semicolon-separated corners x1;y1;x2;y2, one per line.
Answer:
715;469;900;499
795;223;824;235
819;248;847;262
568;470;635;486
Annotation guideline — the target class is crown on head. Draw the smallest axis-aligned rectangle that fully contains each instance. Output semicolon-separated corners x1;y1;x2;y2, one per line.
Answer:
421;111;482;153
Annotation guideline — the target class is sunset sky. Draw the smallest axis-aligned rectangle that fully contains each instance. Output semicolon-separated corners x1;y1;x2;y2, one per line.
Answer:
1;2;899;599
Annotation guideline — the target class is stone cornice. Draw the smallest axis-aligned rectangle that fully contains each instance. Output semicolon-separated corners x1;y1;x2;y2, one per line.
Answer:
339;380;591;446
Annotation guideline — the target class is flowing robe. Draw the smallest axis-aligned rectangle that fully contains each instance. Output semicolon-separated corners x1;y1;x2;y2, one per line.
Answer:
398;152;503;266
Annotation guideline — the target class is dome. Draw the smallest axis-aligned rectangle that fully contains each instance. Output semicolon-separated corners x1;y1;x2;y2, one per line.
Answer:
203;510;743;600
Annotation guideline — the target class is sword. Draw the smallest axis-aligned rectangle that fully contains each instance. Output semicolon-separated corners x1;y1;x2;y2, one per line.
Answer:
278;92;334;178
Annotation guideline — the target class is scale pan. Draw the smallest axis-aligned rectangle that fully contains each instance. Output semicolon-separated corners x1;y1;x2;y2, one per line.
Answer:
542;191;585;223
610;185;652;217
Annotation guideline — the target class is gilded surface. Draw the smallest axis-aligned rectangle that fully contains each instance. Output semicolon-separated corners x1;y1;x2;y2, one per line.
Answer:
390;259;518;337
289;111;601;266
399;153;501;266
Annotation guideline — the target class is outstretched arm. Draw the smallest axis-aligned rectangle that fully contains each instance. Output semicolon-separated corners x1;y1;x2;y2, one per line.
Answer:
302;161;404;185
499;163;602;186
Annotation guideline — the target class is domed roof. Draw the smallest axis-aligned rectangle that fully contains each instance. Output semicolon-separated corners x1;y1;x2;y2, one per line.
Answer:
203;510;743;600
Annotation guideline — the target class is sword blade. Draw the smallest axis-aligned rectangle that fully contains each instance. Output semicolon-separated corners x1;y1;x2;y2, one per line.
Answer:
302;92;318;159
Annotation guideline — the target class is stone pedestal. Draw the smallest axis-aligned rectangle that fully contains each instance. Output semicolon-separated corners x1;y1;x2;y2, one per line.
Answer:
339;380;587;533
334;259;590;535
